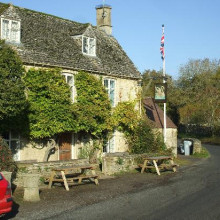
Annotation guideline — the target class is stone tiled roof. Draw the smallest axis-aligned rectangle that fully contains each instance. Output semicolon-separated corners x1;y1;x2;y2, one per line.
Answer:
143;97;177;129
0;3;141;79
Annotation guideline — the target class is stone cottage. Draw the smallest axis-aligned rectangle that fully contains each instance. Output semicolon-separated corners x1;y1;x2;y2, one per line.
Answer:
0;3;141;162
143;97;177;155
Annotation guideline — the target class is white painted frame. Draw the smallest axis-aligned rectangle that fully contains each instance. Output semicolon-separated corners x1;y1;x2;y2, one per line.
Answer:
62;73;75;102
0;17;21;43
71;133;77;159
103;78;116;107
82;36;96;57
4;132;21;161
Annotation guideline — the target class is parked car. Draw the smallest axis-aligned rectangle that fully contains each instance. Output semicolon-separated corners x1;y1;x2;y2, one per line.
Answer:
0;173;13;217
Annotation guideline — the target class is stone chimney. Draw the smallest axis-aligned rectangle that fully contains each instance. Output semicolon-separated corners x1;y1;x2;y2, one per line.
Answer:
96;4;112;35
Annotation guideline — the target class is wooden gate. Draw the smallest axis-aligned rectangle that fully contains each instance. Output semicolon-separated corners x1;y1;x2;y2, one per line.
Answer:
59;133;72;160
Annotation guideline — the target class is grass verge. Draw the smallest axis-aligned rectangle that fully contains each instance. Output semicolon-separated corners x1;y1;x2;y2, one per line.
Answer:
191;147;210;158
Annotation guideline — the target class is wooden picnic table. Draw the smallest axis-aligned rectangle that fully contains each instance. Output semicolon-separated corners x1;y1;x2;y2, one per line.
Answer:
139;156;178;176
48;165;99;191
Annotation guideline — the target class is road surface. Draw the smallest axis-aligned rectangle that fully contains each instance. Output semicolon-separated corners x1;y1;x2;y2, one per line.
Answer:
45;144;220;220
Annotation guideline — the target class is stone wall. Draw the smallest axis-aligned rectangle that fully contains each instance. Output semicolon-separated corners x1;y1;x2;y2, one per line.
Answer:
181;138;202;154
15;159;89;187
102;153;142;175
156;128;177;156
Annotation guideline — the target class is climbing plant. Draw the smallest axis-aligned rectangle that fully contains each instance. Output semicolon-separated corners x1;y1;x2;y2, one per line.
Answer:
73;71;112;139
24;68;76;139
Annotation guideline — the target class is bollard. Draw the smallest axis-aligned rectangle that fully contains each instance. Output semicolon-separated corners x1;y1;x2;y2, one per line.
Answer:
23;174;40;202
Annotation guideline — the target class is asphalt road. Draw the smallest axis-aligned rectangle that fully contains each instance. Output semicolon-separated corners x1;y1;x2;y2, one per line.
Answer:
45;144;220;220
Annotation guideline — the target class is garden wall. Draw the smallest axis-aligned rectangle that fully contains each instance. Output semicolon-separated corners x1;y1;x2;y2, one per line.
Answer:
14;159;90;187
102;153;141;175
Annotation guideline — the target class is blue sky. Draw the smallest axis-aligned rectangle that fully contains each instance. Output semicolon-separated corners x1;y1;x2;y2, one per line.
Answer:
1;0;220;79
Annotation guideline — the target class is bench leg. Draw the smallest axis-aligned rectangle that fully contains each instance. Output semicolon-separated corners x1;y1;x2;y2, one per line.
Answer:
61;171;69;191
153;160;160;175
141;160;148;173
48;171;56;189
78;177;82;184
169;159;177;172
91;170;99;185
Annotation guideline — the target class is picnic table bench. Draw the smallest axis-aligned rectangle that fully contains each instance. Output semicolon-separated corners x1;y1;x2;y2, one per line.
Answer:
48;165;99;191
139;156;178;176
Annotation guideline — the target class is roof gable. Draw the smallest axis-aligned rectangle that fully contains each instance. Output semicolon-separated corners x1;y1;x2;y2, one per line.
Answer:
0;4;20;20
143;97;177;129
0;3;9;15
0;2;140;79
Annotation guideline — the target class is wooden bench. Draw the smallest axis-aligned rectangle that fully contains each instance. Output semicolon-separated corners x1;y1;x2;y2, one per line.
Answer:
48;165;99;191
139;156;179;175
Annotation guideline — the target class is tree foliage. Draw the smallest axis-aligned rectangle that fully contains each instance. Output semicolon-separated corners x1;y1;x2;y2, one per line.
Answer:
142;69;163;98
0;40;27;132
176;58;220;130
24;68;75;139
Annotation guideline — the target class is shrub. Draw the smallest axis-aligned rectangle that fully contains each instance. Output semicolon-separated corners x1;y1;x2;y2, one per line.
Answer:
113;102;170;155
0;136;17;172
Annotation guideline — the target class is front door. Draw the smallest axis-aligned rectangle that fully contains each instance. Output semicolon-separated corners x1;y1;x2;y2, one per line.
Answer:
59;133;72;160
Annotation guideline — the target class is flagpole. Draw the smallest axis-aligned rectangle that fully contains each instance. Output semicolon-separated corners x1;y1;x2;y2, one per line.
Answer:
162;24;167;144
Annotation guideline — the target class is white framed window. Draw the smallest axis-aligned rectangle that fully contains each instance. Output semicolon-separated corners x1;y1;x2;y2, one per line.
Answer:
62;73;74;102
104;78;115;106
82;36;96;56
103;132;115;153
1;18;20;43
3;131;20;161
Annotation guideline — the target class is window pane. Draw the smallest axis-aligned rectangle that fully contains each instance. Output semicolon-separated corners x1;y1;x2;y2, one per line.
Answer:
11;21;19;42
2;19;10;40
89;38;95;55
11;131;19;139
110;89;115;106
2;132;9;140
67;75;73;86
110;80;115;106
83;37;88;54
110;80;115;89
10;140;20;153
104;79;108;88
109;136;114;153
103;141;107;153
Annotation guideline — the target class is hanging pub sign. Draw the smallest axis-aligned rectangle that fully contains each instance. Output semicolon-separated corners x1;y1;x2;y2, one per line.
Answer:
154;83;167;103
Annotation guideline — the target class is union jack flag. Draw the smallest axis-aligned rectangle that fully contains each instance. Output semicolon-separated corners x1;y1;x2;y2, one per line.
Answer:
160;24;165;60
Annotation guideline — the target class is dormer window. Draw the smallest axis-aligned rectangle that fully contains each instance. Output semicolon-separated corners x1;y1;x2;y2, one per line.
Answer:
1;18;21;43
82;36;96;56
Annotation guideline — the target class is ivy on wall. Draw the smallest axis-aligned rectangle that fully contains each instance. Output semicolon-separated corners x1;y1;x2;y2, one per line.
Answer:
24;70;112;140
73;71;112;139
24;68;76;139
